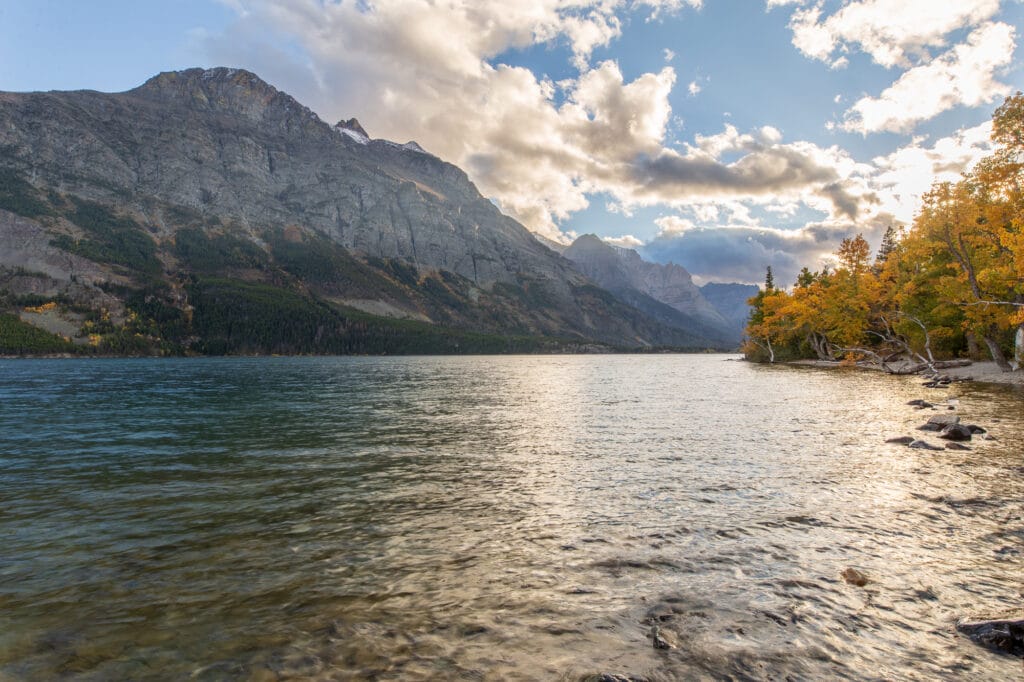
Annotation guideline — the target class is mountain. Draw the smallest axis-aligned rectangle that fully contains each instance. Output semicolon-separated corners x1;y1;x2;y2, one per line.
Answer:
0;67;730;355
699;282;759;341
562;234;737;346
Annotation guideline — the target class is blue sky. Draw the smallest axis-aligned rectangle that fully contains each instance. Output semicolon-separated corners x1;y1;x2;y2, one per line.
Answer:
2;0;1022;284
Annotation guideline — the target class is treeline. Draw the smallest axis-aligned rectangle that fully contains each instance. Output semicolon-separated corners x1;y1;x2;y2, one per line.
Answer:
0;314;77;355
745;94;1024;371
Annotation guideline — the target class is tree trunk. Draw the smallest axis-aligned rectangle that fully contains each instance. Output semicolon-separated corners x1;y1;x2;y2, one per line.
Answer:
965;331;982;361
808;333;831;361
1014;323;1023;370
983;326;1013;372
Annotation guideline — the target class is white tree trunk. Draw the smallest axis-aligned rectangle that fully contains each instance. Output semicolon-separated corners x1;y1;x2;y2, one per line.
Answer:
1014;324;1023;370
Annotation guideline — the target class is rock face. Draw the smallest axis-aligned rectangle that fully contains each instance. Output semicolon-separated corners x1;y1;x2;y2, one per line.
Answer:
563;234;734;345
0;67;730;351
1;68;555;284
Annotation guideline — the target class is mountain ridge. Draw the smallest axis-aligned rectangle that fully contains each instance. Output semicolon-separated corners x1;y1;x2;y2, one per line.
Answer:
563;234;740;345
0;67;732;354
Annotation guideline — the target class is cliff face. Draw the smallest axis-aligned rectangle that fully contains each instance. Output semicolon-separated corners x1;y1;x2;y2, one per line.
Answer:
0;68;731;353
0;67;558;283
563;235;736;344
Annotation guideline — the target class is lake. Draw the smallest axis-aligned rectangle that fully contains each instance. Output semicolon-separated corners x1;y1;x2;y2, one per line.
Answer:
0;355;1021;680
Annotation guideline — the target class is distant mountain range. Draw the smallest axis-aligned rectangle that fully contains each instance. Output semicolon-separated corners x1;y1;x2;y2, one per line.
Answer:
0;67;753;355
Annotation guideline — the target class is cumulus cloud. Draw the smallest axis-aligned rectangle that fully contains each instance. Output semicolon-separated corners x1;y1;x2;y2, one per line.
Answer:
637;120;997;284
842;22;1015;134
617;125;878;221
871;122;995;222
603;234;645;248
780;0;1013;134
788;0;1001;68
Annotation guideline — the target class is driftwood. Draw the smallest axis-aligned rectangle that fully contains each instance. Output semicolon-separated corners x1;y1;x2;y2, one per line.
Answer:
886;359;974;375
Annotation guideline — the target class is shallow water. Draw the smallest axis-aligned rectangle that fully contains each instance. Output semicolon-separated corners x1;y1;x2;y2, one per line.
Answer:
0;355;1022;680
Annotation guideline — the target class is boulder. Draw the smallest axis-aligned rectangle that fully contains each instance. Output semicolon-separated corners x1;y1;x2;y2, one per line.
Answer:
967;425;987;434
940;425;973;441
957;618;1024;657
928;414;961;427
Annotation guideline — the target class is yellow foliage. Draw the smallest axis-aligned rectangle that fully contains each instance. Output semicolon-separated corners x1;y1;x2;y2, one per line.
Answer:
24;301;57;314
745;93;1023;366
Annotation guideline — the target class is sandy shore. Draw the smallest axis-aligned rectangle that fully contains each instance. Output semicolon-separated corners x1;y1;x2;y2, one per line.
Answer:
789;359;1024;387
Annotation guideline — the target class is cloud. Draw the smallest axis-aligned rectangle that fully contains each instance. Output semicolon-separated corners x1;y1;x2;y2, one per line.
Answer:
779;1;1014;134
788;0;1001;68
842;22;1015;134
639;119;998;285
643;223;834;286
870;121;995;222
616;125;878;221
603;234;645;248
640;0;704;19
642;216;894;285
688;80;701;95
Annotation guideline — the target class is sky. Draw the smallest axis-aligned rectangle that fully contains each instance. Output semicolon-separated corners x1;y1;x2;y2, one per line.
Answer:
2;0;1023;285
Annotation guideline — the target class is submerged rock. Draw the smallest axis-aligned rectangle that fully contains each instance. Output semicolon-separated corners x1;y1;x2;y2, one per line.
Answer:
945;442;972;451
842;567;869;587
928;414;961;427
917;423;943;432
957;618;1024;657
885;436;915;445
940;425;973;441
651;625;678;649
586;675;651;682
909;440;943;451
967;425;987;434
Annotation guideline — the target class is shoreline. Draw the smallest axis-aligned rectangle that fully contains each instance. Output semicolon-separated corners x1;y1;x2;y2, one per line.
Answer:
787;358;1024;388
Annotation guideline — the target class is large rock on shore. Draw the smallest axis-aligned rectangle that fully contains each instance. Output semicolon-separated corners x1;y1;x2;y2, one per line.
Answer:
957;618;1024;657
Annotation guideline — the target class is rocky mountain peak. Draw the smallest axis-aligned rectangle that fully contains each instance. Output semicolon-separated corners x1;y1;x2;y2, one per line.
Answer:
336;117;369;137
335;117;371;144
130;67;321;127
564;233;611;258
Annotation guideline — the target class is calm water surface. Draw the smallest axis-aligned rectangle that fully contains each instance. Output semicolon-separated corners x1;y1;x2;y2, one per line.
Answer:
0;355;1022;680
